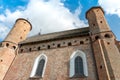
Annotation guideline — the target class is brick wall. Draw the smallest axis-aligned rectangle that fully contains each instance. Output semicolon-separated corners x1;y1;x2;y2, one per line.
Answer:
4;37;98;80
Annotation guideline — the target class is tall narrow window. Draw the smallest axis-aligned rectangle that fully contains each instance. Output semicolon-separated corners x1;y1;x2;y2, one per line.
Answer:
30;54;47;78
75;56;84;76
36;59;45;77
69;50;88;78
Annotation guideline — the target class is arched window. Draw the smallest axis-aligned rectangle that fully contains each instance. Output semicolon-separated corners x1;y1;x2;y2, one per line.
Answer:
30;54;47;78
69;50;88;77
75;56;84;76
36;59;45;77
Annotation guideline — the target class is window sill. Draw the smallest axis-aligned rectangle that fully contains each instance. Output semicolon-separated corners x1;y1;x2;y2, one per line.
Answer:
70;74;87;79
29;76;42;79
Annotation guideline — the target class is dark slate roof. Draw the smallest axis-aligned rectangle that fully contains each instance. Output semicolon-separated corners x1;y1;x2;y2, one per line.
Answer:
20;27;89;45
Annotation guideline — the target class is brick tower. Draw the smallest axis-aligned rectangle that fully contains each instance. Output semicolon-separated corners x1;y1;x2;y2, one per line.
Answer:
86;7;120;80
0;18;32;80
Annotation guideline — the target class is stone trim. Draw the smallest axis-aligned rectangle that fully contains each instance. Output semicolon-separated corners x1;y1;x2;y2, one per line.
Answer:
30;53;47;78
69;50;88;77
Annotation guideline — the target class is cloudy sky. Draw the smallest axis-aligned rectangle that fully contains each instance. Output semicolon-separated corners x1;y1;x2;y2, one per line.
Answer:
0;0;120;41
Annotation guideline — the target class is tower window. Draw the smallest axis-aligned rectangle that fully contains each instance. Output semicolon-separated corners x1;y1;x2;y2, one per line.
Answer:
100;65;102;69
107;42;110;45
0;59;3;62
13;46;16;50
75;56;84;77
95;36;100;40
6;43;9;47
104;34;111;38
100;21;102;23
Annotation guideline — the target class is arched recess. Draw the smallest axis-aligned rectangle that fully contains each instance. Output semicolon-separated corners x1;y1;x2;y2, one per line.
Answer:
69;50;88;77
30;53;47;78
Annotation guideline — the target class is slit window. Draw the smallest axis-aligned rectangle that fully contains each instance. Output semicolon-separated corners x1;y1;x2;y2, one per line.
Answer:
68;42;72;46
38;47;40;50
48;45;50;49
57;44;60;48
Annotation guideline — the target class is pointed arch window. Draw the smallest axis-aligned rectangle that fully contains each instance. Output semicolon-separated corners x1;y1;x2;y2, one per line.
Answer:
75;56;84;76
36;59;45;77
69;50;88;78
30;54;47;78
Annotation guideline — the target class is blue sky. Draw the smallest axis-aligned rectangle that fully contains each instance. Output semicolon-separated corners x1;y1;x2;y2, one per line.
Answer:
0;0;120;41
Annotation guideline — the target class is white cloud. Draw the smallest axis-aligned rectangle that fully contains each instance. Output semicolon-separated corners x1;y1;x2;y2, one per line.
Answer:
0;0;87;40
98;0;120;17
0;14;6;21
0;24;10;40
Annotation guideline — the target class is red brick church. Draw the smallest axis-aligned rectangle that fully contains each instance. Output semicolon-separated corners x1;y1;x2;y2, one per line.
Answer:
0;6;120;80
